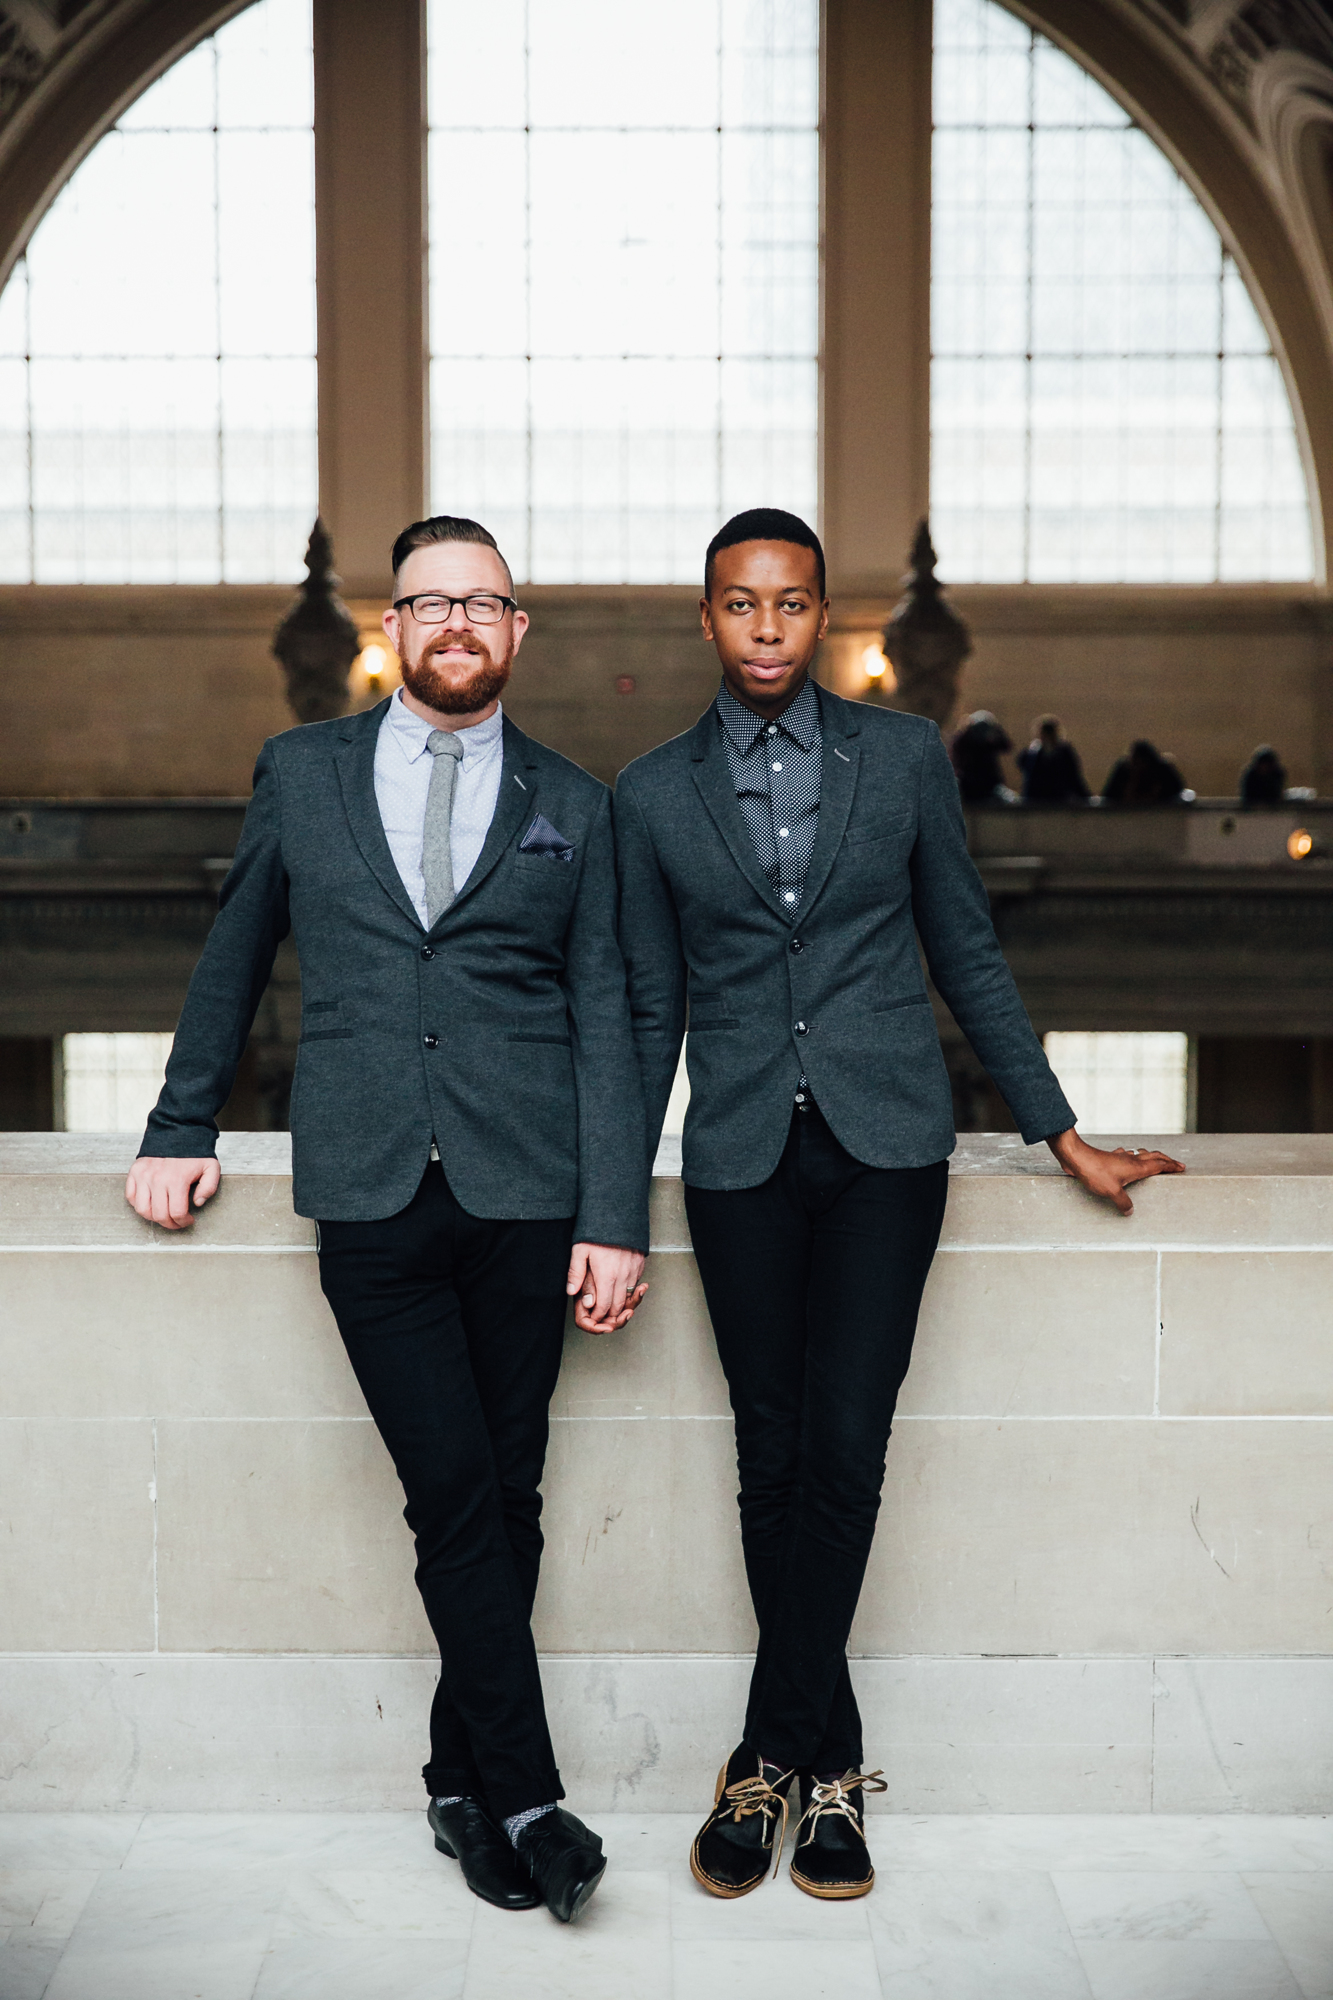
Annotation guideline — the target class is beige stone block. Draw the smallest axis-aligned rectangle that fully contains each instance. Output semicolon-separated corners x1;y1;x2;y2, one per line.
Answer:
903;1250;1156;1416
0;1422;153;1649
553;1253;727;1421
0;1657;436;1809
852;1656;1153;1811
0;1253;355;1421
0;1134;310;1248
648;1177;689;1250
853;1418;1333;1655
943;1136;1333;1249
534;1416;751;1653
0;1651;1167;1813
1152;1658;1333;1812
155;1420;431;1653
1160;1252;1333;1415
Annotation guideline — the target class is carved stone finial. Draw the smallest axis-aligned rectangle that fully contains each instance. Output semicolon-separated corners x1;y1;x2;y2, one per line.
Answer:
272;518;361;725
881;520;972;730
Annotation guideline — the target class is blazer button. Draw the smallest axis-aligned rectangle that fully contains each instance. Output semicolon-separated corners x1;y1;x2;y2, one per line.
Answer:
794;1020;808;1035
420;945;436;960
423;1034;438;1048
789;938;803;954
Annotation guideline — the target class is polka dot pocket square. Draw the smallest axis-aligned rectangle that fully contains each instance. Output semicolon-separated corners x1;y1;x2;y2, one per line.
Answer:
518;813;576;862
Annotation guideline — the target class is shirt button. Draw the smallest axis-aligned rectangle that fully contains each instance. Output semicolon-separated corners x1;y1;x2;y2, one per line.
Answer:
420;945;436;960
794;1020;808;1035
790;938;803;953
778;827;789;838
767;724;777;737
783;891;796;903
423;1034;438;1048
772;761;782;772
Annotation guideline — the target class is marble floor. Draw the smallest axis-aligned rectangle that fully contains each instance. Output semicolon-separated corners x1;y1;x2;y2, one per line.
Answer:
0;1811;1330;2000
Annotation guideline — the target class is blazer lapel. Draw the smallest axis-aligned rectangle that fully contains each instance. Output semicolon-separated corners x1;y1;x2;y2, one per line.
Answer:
431;714;539;928
797;691;862;919
689;709;793;923
333;701;423;931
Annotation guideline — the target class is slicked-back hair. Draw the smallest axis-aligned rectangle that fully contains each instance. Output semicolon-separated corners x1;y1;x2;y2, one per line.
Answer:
390;515;514;593
704;507;826;600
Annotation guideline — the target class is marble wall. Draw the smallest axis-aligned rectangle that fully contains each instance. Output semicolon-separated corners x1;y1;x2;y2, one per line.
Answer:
1;1133;1330;1812
2;582;1330;799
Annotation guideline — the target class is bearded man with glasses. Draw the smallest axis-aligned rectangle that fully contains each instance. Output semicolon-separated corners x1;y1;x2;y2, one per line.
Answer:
125;515;647;1925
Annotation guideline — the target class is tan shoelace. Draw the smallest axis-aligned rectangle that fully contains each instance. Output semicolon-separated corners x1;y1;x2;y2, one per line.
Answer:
793;1769;888;1850
718;1770;793;1877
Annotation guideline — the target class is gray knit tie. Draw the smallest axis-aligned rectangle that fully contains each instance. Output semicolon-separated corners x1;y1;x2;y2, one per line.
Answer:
422;730;465;924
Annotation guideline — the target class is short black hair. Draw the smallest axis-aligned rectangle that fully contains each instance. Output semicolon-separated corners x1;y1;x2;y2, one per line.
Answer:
704;508;826;600
391;515;514;593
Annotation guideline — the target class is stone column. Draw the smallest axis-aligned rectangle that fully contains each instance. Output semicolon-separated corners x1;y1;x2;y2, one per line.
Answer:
314;0;428;601
821;0;932;595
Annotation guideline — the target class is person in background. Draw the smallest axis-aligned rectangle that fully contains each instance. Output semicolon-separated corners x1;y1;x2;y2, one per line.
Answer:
1102;739;1190;806
1240;744;1287;805
1016;716;1091;804
949;711;1017;803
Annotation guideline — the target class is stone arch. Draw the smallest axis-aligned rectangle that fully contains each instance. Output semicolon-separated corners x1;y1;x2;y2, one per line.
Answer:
1011;0;1333;580
0;0;257;297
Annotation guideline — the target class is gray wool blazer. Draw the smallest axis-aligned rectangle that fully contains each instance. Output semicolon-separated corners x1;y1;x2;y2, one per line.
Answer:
613;685;1074;1188
141;701;649;1249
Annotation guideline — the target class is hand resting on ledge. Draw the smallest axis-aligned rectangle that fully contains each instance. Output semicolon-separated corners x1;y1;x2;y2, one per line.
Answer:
1046;1128;1185;1213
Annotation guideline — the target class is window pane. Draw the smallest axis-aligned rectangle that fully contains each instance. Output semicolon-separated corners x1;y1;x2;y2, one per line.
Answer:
0;0;316;583
428;0;819;582
61;1033;175;1134
932;0;1313;582
1044;1032;1189;1135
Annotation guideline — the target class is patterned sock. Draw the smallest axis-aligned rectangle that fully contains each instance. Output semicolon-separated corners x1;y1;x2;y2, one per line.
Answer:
432;1795;466;1808
502;1802;558;1847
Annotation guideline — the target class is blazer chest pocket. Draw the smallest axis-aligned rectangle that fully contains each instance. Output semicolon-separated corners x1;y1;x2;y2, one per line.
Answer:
844;809;914;847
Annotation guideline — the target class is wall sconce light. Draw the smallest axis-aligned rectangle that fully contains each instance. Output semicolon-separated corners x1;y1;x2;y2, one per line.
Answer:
862;642;896;690
1288;827;1318;860
358;642;391;692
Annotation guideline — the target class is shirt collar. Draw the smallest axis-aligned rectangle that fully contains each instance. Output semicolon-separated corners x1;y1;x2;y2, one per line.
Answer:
716;677;820;756
387;688;504;763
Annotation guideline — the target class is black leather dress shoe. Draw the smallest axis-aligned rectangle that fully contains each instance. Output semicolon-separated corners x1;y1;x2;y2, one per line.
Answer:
690;1745;795;1898
513;1807;606;1923
427;1798;542;1911
787;1769;886;1899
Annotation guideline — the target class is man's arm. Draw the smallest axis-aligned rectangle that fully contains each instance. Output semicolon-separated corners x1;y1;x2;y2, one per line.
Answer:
611;772;687;1169
125;742;291;1231
560;788;650;1331
908;726;1183;1209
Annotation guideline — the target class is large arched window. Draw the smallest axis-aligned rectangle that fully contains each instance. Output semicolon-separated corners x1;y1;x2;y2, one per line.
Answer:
0;0;315;584
931;0;1314;582
426;0;819;584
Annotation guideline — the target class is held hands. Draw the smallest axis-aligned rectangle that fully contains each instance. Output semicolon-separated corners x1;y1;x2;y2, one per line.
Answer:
1046;1127;1185;1214
124;1157;220;1230
567;1242;648;1336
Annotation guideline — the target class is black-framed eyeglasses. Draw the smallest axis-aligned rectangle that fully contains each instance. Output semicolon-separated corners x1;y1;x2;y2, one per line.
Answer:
392;592;517;626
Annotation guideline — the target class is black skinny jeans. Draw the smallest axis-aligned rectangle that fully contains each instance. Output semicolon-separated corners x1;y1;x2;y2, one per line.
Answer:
685;1103;948;1774
317;1162;571;1820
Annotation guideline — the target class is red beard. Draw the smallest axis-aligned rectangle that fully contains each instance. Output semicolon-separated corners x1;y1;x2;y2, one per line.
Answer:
398;634;511;715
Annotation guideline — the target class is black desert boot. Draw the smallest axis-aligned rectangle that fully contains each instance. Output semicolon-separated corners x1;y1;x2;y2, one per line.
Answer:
689;1745;795;1898
788;1769;887;1899
513;1807;606;1923
428;1798;542;1911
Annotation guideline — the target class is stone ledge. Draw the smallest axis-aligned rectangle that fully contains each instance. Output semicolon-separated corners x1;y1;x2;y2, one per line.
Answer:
4;1133;1330;1249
